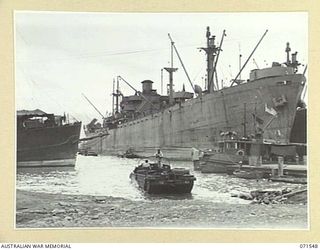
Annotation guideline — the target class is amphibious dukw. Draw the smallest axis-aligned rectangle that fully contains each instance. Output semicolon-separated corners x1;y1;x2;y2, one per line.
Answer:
82;27;306;160
17;109;81;167
130;162;196;194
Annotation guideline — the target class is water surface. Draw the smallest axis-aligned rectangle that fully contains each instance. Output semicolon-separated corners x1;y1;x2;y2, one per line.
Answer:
17;155;304;204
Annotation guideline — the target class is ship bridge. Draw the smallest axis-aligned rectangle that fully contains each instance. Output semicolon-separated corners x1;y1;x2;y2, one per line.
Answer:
120;79;193;119
250;63;295;81
120;80;168;117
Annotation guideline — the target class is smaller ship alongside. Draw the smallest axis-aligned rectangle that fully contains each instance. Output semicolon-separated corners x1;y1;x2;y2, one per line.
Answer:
17;109;81;167
118;148;141;159
130;161;196;194
199;132;250;173
78;148;98;156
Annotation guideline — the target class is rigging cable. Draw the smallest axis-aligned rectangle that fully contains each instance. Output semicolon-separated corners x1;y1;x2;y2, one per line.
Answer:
230;30;268;87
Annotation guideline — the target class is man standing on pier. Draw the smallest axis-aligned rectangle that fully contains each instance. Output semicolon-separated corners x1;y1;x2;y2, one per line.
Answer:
191;147;202;171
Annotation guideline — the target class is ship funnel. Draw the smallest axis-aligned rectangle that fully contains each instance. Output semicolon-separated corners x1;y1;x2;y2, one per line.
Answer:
141;80;153;94
292;52;298;64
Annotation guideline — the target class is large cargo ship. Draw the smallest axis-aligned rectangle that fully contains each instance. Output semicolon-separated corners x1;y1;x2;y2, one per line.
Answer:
17;109;81;167
82;27;306;160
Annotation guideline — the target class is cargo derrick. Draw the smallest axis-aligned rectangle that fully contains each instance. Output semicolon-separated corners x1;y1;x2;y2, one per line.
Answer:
82;27;306;160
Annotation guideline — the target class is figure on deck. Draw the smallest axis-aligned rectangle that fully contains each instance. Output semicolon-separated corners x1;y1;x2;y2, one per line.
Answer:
142;159;150;168
154;149;163;168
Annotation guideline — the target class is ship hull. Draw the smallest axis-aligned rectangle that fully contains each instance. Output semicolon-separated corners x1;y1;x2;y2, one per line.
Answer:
17;122;81;167
84;74;305;160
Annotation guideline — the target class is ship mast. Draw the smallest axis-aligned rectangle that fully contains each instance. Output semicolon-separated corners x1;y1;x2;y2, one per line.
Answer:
161;68;164;95
243;102;247;138
285;42;291;65
168;34;195;93
112;79;115;116
284;42;301;73
239;54;242;82
200;27;220;93
116;78;119;113
112;77;121;115
212;29;226;90
164;38;178;105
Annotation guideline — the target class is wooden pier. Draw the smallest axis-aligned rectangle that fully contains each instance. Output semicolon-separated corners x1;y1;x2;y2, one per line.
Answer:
225;164;307;178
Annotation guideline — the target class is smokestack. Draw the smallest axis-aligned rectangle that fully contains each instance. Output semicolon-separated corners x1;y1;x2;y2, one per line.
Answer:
141;80;153;94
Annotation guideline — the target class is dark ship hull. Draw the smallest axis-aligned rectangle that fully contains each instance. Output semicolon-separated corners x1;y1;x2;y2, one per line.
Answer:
84;73;305;160
290;107;307;144
17;111;81;167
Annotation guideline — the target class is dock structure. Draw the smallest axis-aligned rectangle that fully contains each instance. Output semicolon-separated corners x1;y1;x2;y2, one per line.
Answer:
226;164;307;178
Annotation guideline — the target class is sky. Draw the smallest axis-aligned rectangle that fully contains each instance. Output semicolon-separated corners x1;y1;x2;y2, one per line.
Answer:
15;12;308;124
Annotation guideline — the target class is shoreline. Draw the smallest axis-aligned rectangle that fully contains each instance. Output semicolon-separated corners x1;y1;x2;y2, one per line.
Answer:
16;189;308;229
